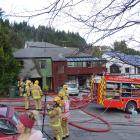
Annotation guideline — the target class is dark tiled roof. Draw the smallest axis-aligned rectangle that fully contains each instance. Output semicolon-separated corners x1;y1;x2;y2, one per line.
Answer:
14;42;90;60
25;41;62;48
105;52;140;66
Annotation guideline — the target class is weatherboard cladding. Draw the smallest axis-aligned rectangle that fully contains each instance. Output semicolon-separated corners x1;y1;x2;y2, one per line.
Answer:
105;52;140;66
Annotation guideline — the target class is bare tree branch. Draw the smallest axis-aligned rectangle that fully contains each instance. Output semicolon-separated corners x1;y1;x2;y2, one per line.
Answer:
4;0;140;45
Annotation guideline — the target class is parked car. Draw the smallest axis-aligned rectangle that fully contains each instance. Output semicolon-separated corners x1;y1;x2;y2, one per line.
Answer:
0;105;19;140
67;83;79;96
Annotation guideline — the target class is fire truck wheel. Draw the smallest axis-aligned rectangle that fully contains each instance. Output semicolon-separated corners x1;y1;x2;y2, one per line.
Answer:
125;101;137;113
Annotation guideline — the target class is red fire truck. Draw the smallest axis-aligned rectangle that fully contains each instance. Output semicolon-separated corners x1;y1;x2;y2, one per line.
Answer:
94;75;140;113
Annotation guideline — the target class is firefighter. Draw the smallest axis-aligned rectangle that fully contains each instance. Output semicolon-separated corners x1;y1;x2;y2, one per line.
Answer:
62;84;69;97
89;75;95;99
58;90;70;138
90;75;95;92
58;84;69;99
31;80;43;111
24;80;31;110
90;79;94;92
18;78;25;96
47;96;63;140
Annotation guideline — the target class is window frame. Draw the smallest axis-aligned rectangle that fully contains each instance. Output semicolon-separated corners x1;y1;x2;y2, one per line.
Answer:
40;60;47;69
125;67;130;73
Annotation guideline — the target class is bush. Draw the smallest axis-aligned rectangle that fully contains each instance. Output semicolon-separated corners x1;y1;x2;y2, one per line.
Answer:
43;85;49;91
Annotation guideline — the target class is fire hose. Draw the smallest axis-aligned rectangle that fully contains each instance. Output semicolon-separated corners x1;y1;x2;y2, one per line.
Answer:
69;95;111;132
0;94;112;132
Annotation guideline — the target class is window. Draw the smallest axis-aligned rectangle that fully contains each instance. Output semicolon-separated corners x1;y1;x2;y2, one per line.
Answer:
67;62;83;67
67;62;74;67
96;61;102;66
86;61;91;67
110;64;121;73
18;60;24;68
138;67;140;74
12;112;19;125
40;60;46;69
0;119;17;134
74;62;78;67
92;61;98;67
125;67;130;73
76;62;83;67
68;83;77;88
106;83;118;89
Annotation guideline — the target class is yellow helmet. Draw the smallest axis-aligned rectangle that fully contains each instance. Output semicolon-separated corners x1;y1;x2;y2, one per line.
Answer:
53;96;61;102
53;96;64;106
90;79;94;84
34;80;39;85
58;91;65;97
63;84;68;90
26;80;31;85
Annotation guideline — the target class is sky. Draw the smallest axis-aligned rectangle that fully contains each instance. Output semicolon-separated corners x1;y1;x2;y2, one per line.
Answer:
1;0;140;51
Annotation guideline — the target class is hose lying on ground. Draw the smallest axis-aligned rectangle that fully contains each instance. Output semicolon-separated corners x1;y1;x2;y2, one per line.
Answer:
0;93;112;132
69;95;112;132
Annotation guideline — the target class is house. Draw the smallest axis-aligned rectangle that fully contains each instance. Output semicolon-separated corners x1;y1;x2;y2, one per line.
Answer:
102;52;140;77
14;41;106;91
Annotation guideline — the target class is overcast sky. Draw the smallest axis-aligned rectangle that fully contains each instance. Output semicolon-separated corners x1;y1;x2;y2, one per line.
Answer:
1;0;140;51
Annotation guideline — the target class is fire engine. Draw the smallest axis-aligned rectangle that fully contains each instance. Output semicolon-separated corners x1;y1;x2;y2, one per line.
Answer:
93;75;140;113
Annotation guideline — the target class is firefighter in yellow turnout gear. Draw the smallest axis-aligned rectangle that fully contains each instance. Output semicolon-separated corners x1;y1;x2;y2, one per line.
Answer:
18;79;24;96
24;80;31;110
61;84;69;97
32;80;43;110
47;96;63;140
58;84;70;138
89;75;95;100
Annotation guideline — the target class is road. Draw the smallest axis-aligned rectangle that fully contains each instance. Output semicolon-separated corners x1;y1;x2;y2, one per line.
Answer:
41;102;140;140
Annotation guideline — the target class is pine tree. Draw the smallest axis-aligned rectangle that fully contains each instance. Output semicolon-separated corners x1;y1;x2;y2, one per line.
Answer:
0;19;20;96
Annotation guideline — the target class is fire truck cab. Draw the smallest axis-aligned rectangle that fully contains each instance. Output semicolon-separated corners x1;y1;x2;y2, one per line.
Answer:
95;75;140;113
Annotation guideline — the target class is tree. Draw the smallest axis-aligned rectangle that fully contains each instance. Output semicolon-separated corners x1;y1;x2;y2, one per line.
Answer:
0;19;20;96
113;40;140;55
92;46;103;58
91;45;111;57
6;0;140;46
0;8;4;18
10;21;86;49
113;41;128;53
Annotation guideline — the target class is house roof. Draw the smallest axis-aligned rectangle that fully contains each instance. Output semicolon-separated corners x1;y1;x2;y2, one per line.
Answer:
14;41;90;60
105;52;140;66
25;41;63;48
66;57;105;62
